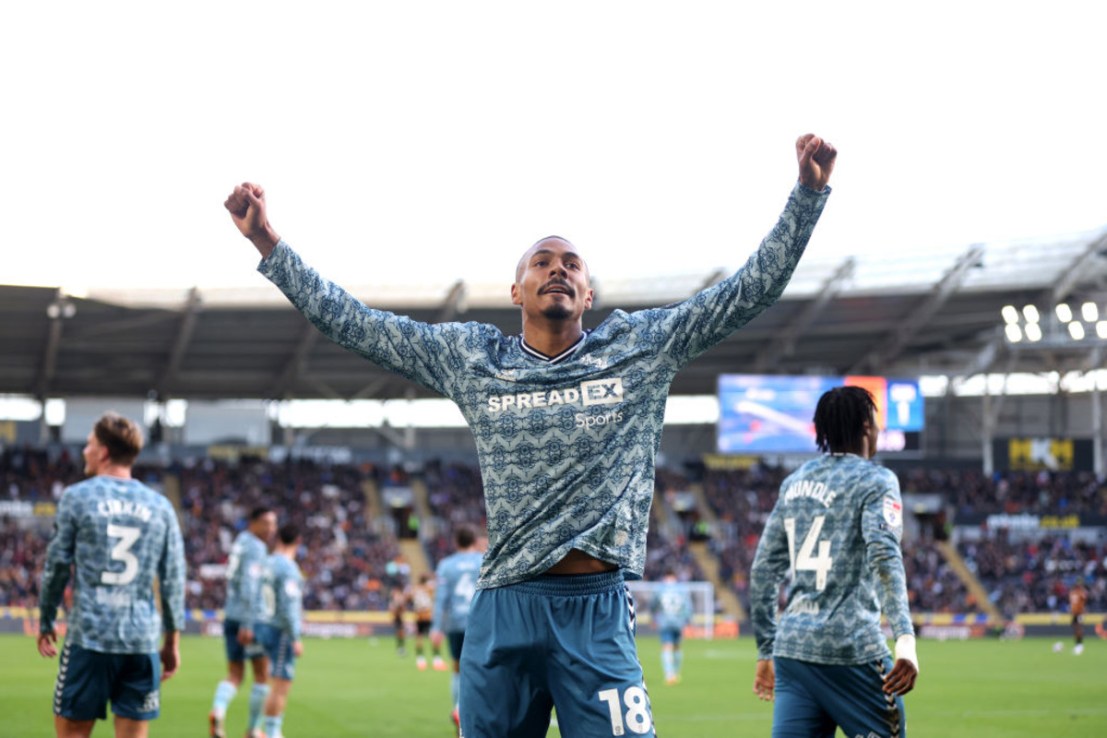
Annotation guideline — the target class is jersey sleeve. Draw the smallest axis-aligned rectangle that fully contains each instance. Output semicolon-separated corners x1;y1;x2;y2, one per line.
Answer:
259;242;476;398
632;183;829;367
244;541;268;630
39;490;78;633
283;567;304;641
861;469;915;640
157;505;187;633
749;505;791;659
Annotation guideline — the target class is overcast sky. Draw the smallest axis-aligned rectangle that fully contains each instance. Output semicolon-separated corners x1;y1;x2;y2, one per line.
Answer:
3;1;1105;296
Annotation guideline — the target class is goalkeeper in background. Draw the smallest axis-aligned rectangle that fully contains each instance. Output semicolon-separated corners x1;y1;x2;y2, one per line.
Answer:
650;569;694;685
750;386;918;738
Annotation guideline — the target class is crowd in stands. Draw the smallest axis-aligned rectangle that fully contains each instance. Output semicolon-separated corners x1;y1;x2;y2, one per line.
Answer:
899;466;1107;517
960;532;1107;617
177;457;397;612
2;442;1105;619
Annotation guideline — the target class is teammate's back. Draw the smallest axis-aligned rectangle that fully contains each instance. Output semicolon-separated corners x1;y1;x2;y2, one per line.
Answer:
42;475;183;654
755;453;906;664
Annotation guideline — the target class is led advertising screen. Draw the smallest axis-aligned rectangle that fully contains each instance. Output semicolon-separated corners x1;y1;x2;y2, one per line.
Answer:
717;374;923;454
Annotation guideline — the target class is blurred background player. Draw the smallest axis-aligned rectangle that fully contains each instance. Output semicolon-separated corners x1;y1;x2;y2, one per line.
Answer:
410;572;443;670
388;584;409;657
750;386;919;738
431;525;483;730
255;523;305;738
650;569;694;685
385;554;411;657
37;412;185;738
1070;578;1088;655
225;132;835;737
209;506;277;738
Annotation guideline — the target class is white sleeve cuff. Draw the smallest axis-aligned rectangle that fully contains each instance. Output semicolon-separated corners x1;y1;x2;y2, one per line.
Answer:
894;634;919;673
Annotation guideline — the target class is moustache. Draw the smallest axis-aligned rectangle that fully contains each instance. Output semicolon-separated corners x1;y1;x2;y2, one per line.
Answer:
539;279;573;296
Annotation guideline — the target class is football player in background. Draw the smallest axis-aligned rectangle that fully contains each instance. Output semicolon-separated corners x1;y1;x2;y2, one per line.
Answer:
431;525;483;730
38;412;185;738
751;386;918;738
209;506;277;738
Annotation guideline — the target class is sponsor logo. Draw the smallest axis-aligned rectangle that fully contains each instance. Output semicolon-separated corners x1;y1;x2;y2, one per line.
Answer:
487;378;625;413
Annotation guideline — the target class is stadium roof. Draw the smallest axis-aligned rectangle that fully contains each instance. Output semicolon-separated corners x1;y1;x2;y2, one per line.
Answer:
3;228;1107;401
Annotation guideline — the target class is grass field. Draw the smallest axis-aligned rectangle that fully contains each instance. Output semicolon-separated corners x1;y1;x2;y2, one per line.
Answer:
2;634;1105;737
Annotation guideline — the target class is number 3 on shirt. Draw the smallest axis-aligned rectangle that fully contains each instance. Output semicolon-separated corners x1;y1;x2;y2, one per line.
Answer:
783;515;833;591
102;523;142;586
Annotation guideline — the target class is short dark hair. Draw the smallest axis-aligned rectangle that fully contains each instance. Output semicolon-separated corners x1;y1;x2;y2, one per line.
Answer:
93;412;143;466
454;525;476;549
249;506;274;522
277;523;300;545
813;386;877;453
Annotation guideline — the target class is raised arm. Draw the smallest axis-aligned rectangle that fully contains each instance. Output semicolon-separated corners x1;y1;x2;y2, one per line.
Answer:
225;182;281;258
796;133;837;193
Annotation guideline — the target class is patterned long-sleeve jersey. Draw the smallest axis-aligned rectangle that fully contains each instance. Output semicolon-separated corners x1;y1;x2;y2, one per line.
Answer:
750;453;915;665
432;550;483;634
261;183;829;589
260;553;303;640
650;581;694;631
39;476;185;654
222;530;268;628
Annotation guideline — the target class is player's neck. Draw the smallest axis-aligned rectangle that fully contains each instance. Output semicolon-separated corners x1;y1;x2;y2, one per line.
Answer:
93;464;132;480
520;320;584;358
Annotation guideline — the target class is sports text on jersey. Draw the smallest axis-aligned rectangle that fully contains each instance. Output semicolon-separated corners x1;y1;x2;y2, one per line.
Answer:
96;499;153;522
782;480;838;507
486;378;625;413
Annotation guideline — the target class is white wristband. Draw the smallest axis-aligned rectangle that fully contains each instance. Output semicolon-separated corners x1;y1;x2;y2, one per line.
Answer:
894;634;919;673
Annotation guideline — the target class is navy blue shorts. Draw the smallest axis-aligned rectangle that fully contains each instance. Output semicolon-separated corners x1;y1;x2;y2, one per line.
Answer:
53;641;161;721
772;656;906;738
255;624;297;681
223;619;265;663
459;569;655;738
658;626;683;646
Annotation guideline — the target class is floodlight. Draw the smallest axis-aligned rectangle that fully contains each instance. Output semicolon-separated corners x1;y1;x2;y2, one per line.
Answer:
1005;324;1022;342
1082;302;1099;322
1069;322;1086;340
1025;323;1042;342
1022;305;1040;323
1001;305;1019;324
1055;304;1073;323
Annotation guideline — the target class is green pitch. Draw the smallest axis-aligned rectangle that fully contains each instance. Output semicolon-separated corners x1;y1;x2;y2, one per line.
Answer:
2;634;1104;737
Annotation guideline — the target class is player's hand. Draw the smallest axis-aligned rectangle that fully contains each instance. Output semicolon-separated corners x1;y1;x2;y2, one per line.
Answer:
224;182;281;257
796;134;837;192
752;658;775;701
37;630;58;658
431;631;444;650
882;658;918;696
160;641;181;681
237;627;254;646
293;640;304;657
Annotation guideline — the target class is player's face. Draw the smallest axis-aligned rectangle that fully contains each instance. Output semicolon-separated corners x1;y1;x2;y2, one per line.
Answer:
254;511;278;544
511;238;594;322
82;432;108;476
